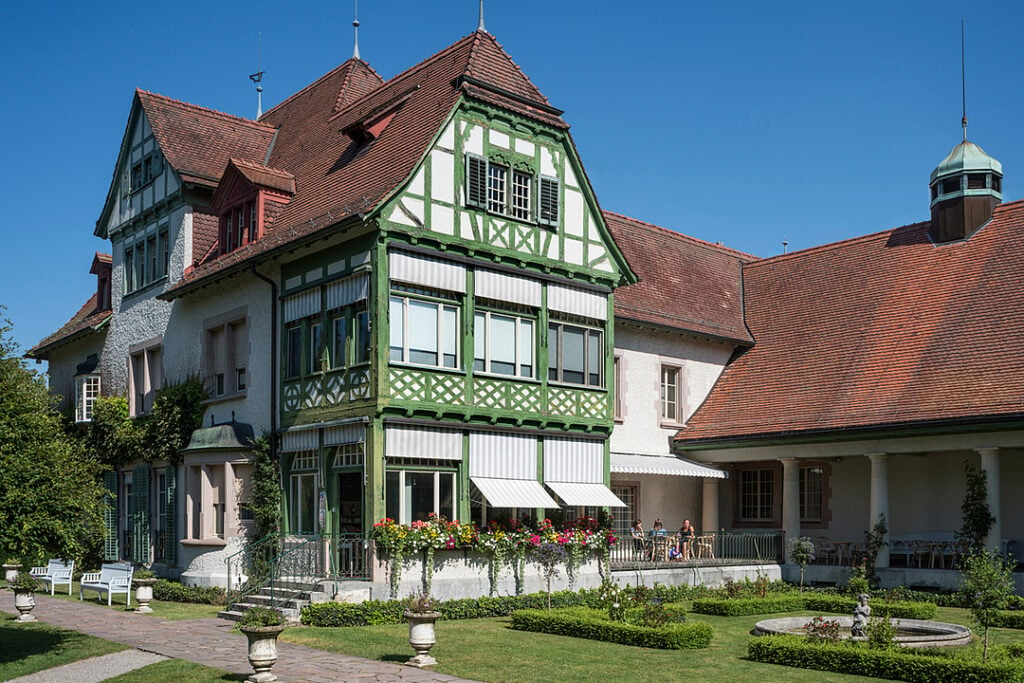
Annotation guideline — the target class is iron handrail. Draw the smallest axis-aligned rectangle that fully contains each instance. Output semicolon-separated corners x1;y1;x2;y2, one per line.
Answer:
225;531;285;601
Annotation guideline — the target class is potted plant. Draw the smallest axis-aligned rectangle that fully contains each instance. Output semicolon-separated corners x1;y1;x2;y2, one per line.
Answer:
3;561;22;585
403;592;441;667
132;568;157;613
11;571;39;622
237;606;287;682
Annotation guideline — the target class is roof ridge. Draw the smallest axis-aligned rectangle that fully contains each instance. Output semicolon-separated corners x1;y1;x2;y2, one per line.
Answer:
746;220;931;268
469;31;550;105
137;89;275;131
603;209;758;260
228;157;295;177
333;59;385;112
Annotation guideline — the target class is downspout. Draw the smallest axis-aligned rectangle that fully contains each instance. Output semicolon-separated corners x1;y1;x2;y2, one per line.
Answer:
250;263;282;533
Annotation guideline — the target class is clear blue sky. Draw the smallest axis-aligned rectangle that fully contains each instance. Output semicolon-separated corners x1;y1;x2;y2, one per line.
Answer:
2;1;1022;356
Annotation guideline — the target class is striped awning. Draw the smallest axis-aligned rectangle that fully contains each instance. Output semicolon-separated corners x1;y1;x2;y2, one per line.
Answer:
471;476;559;509
610;453;727;479
546;481;627;507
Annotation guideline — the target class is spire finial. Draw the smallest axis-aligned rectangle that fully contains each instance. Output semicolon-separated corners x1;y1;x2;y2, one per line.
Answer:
478;0;487;33
961;17;968;142
249;31;265;119
352;0;361;60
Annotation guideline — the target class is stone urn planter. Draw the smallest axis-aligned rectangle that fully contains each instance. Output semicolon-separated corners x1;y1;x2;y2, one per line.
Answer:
133;578;157;613
3;563;22;585
239;624;286;682
404;610;441;667
13;589;36;622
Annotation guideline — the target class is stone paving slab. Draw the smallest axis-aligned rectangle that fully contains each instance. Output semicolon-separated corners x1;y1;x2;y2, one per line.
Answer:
6;649;168;683
24;594;473;682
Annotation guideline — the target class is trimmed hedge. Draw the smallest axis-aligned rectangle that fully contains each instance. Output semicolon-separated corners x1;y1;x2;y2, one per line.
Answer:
748;636;1024;682
802;596;937;620
692;595;936;619
692;596;806;616
996;611;1024;629
152;579;226;605
511;607;713;649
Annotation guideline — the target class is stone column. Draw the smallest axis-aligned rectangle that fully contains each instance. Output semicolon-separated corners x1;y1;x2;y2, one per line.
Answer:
224;461;236;538
978;448;1002;553
201;464;212;539
702;478;720;533
866;453;890;568
780;458;800;561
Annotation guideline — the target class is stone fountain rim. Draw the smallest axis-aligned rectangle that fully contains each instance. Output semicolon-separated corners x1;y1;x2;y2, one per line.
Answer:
753;616;972;648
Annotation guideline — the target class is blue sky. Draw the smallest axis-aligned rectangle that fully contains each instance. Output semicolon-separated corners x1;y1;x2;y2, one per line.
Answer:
2;1;1022;355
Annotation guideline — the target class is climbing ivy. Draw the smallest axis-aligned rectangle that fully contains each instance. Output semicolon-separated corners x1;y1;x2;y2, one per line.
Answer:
247;434;282;584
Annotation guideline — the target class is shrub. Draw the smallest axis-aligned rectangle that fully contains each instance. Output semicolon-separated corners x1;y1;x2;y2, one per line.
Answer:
802;615;841;644
152;579;227;605
692;595;806;616
996;611;1024;630
511;607;712;649
10;571;39;592
748;636;1024;682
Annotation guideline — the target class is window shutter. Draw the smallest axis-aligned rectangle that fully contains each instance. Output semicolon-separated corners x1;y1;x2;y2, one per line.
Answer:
131;464;151;565
466;155;487;208
163;466;176;566
539;176;559;226
103;471;119;561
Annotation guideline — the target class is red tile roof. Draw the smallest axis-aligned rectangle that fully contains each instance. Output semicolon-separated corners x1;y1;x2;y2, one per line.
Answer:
679;200;1024;444
226;158;296;195
165;31;569;298
138;91;277;188
605;211;755;344
27;294;111;359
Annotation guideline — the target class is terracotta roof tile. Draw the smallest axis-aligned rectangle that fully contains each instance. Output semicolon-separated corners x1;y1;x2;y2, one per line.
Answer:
227;158;296;195
27;294;111;359
605;211;755;344
679;199;1024;443
138;91;277;188
166;31;568;297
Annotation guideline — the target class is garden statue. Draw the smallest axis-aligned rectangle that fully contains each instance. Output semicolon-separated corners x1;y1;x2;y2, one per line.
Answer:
851;593;871;637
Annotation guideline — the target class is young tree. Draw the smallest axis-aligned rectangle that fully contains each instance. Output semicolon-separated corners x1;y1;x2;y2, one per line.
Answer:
957;463;995;555
959;549;1016;661
0;315;106;564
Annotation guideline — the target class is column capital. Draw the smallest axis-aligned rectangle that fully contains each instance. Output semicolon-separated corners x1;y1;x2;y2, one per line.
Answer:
976;447;1001;459
778;457;800;466
865;452;889;463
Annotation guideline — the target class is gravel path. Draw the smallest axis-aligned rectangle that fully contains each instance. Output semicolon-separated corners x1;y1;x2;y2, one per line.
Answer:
6;649;167;683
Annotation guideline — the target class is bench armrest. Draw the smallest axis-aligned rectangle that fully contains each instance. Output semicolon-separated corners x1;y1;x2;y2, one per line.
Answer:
81;572;101;584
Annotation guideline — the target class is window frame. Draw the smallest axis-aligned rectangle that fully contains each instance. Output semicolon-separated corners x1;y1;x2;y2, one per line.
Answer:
384;468;457;525
465;153;559;228
388;291;461;370
74;373;101;423
122;223;170;295
547;320;604;388
473;308;536;379
660;364;682;425
738;467;774;522
128;343;162;416
205;315;249;399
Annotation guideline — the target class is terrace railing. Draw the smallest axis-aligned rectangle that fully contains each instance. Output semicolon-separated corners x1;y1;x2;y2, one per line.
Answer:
609;530;784;569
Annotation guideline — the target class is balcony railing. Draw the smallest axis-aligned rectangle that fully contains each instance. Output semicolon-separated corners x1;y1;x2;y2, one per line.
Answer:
609;530;784;568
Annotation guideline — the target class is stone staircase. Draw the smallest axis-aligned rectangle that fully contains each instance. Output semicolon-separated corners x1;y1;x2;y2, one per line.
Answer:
218;578;328;622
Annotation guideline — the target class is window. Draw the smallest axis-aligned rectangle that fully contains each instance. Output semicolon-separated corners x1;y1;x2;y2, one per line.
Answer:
219;200;258;255
308;322;323;374
548;322;603;387
206;317;248;397
285;325;302;379
290;473;318;535
613;356;623;420
660;365;680;423
800;465;825;522
465;154;560;227
129;344;162;416
389;294;459;369
184;460;253;542
331;307;371;369
739;468;773;521
129;151;162;194
474;310;534;378
385;469;456;524
123;225;169;293
75;374;101;423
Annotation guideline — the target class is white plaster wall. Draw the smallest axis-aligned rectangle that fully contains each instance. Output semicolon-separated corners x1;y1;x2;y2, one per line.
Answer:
41;334;106;413
613;474;703;531
161;268;276;430
610;325;734;456
180;534;249;588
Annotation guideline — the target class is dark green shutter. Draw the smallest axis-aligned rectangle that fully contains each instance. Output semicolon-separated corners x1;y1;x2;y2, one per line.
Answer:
163;466;176;566
131;464;151;564
103;470;119;561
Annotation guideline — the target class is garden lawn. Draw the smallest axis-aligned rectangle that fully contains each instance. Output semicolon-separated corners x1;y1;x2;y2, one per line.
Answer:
104;659;242;682
0;610;127;680
37;581;222;619
282;605;1024;683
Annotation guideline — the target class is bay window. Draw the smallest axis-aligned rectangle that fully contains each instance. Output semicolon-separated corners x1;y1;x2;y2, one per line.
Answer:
548;322;603;387
474;310;534;378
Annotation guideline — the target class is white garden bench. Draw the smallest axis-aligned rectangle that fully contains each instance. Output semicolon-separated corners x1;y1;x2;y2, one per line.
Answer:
80;562;134;606
30;558;75;595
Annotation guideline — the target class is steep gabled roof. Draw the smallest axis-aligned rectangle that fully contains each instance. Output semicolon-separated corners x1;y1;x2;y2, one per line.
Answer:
27;293;111;360
137;91;277;188
605;211;755;344
166;31;570;298
679;200;1024;445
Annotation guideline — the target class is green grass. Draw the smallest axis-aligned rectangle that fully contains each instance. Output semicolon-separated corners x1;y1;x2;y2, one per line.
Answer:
281;605;1024;683
104;659;245;682
0;610;127;680
35;581;222;620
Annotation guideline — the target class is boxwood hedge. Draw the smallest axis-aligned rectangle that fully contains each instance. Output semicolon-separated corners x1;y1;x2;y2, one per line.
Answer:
692;595;936;619
511;607;713;649
748;636;1024;682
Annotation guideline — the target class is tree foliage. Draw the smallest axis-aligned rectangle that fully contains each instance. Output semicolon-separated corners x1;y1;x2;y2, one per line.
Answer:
959;549;1017;660
0;315;105;564
957;463;995;555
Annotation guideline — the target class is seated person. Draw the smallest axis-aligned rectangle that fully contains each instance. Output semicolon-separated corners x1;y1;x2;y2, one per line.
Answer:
650;519;667;536
630;519;648;555
675;519;694;560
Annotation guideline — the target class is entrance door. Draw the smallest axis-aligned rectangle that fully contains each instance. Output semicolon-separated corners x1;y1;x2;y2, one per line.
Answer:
336;472;366;577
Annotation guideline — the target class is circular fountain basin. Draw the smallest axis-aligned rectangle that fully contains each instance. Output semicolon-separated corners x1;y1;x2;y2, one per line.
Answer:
753;616;971;648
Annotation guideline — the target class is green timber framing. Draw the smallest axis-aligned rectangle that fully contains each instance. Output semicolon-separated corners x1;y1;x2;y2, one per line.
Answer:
276;96;636;536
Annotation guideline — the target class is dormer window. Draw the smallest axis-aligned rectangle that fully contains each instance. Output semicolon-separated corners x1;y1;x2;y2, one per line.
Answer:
466;154;559;227
129;152;163;194
220;200;258;255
